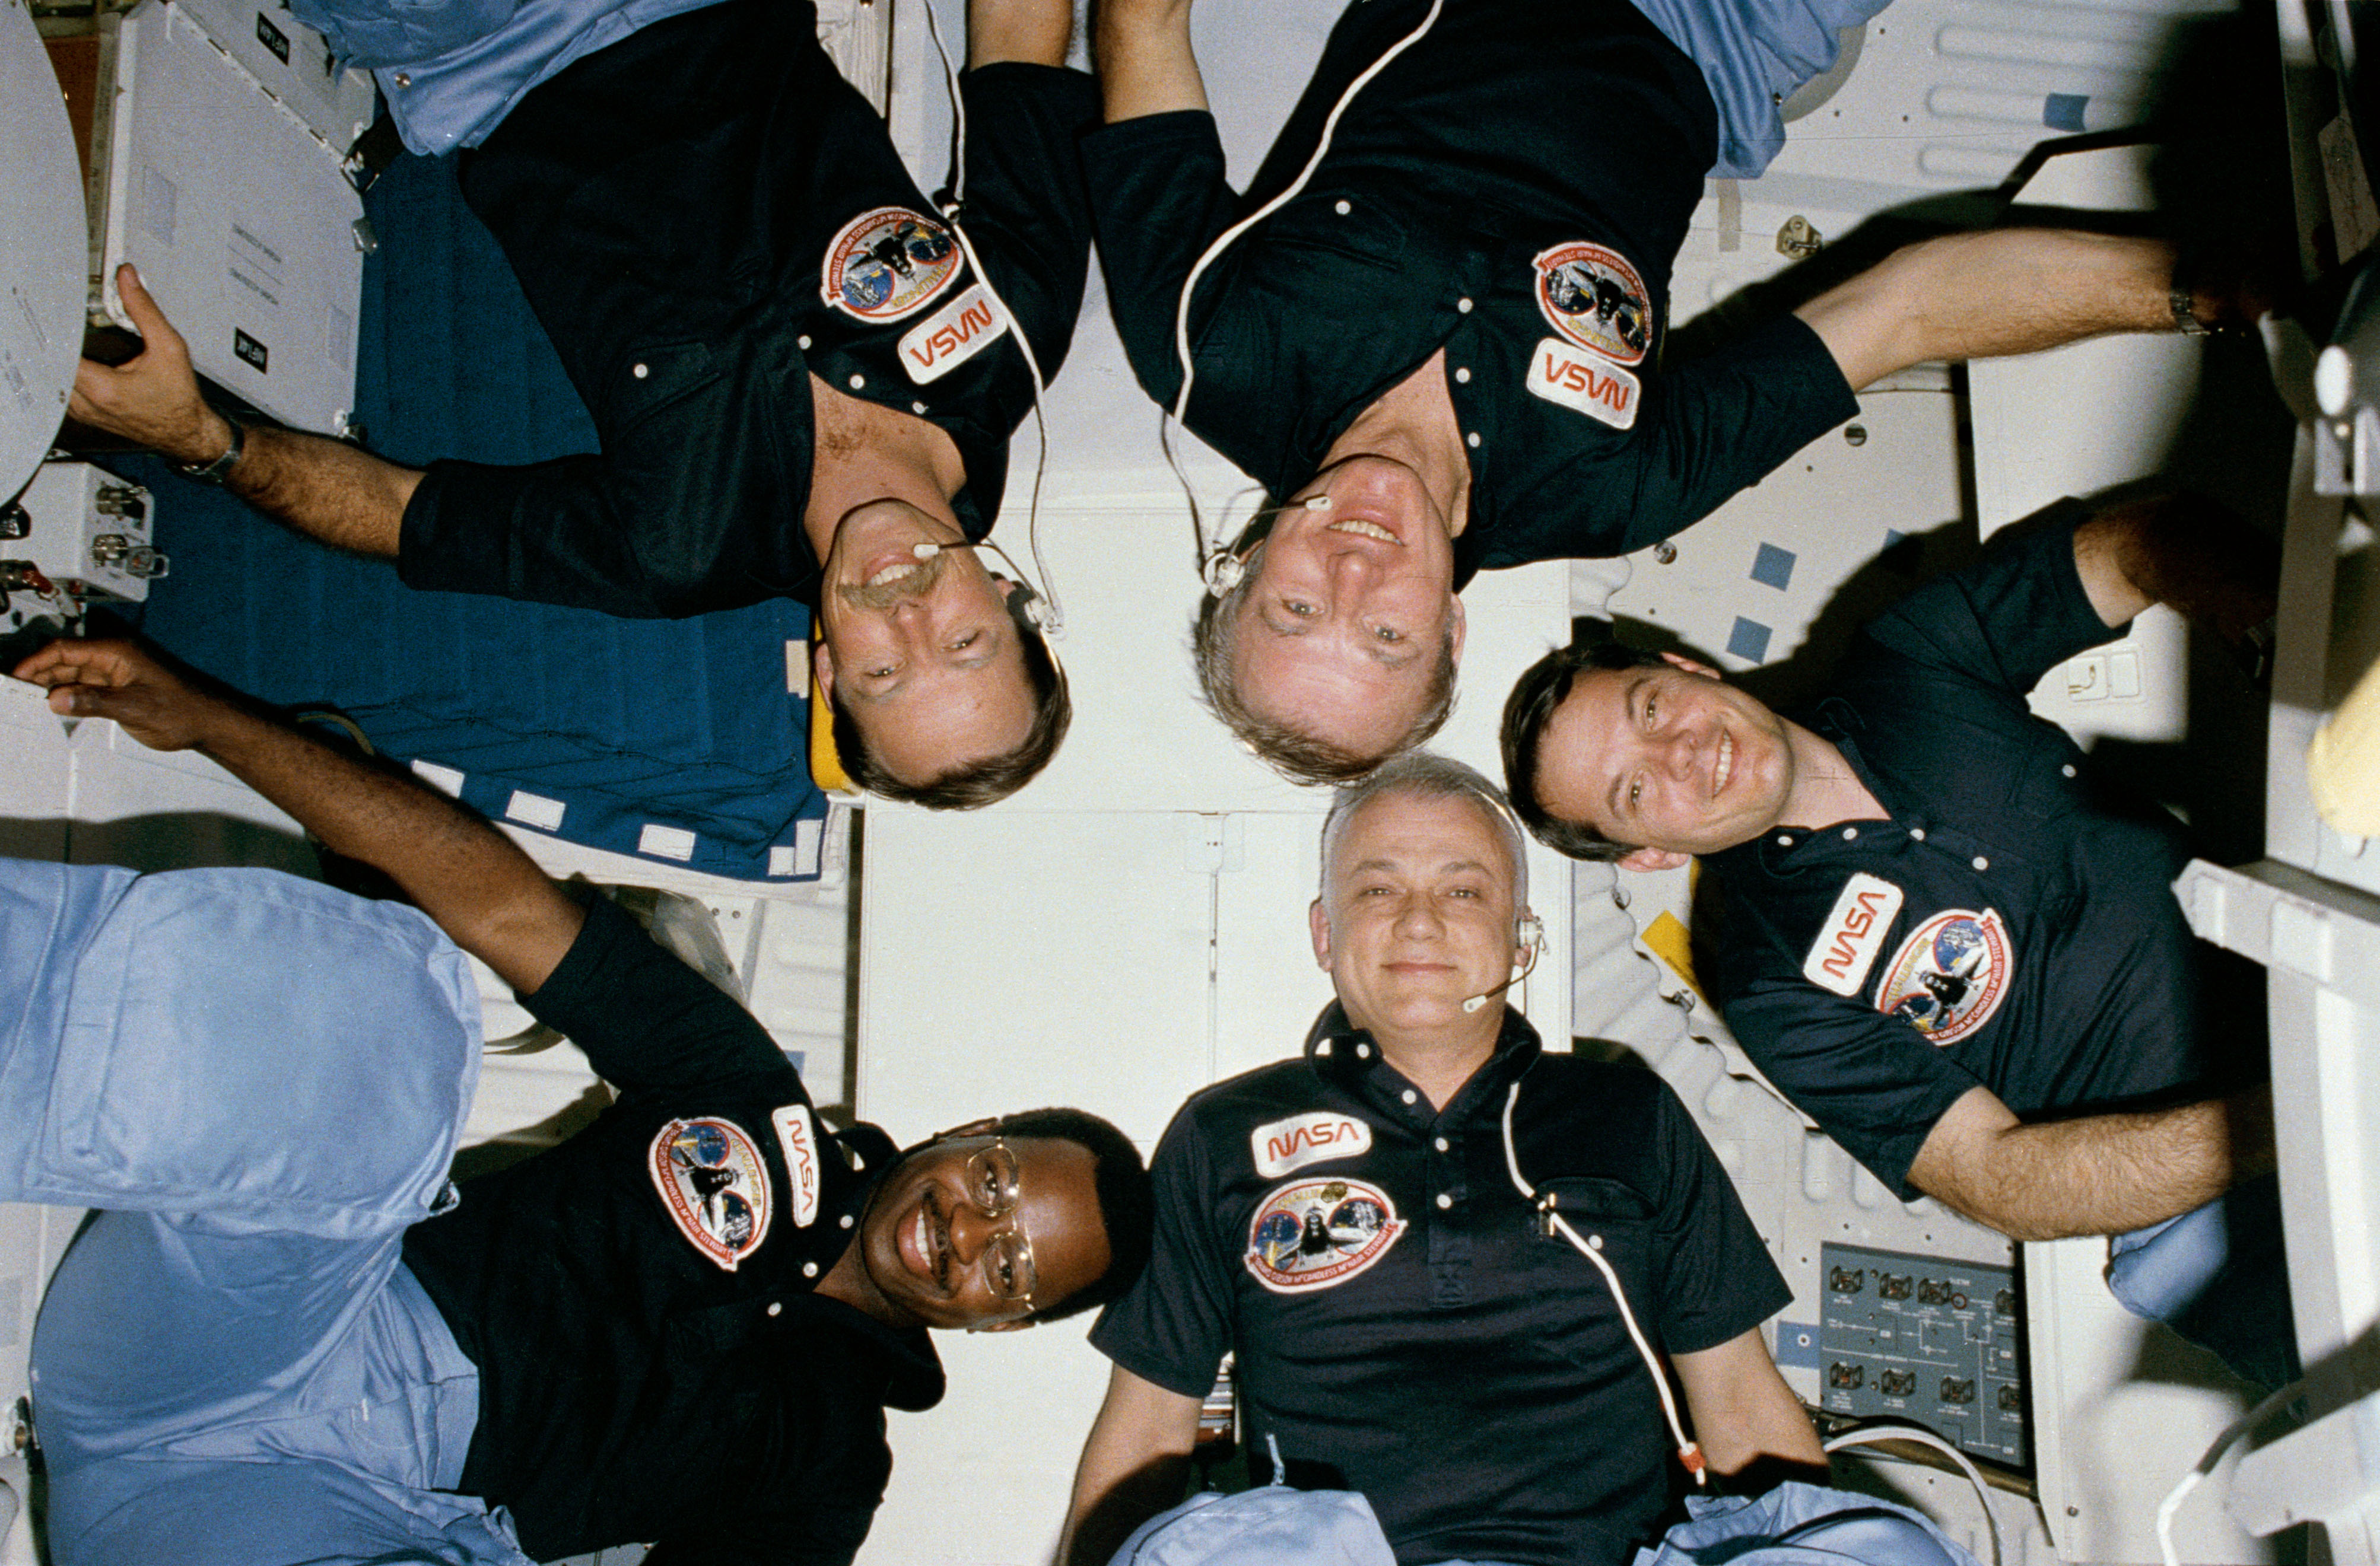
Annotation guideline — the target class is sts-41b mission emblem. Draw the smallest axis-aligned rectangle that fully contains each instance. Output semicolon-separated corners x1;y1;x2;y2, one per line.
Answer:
1532;240;1653;365
1244;1177;1404;1294
650;1117;774;1271
822;206;961;323
1873;909;2012;1046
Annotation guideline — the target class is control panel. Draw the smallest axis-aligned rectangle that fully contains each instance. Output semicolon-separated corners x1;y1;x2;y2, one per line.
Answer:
1818;1242;2025;1465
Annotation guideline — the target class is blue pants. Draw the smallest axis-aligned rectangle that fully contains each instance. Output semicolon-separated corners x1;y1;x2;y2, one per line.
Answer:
1622;0;1895;177
2107;1173;2300;1392
1110;1482;1979;1566
0;859;523;1565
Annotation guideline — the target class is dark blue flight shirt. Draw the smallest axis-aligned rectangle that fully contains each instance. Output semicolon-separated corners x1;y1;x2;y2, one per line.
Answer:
1699;509;2261;1198
1092;1004;1788;1566
1082;0;1859;585
396;0;1099;618
405;895;939;1564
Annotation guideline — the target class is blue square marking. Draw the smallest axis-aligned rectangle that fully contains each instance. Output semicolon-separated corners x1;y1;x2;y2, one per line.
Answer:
1749;541;1796;591
1727;616;1772;664
2044;93;2089;132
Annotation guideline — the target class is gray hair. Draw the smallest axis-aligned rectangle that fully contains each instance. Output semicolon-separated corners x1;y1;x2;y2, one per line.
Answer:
1317;750;1529;914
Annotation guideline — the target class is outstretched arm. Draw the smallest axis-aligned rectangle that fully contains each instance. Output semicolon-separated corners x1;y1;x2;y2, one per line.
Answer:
1795;231;2179;393
1673;1326;1826;1482
2070;491;2278;642
1060;1365;1202;1566
1095;0;1206;120
71;264;419;558
10;638;582;992
1906;1083;2274;1242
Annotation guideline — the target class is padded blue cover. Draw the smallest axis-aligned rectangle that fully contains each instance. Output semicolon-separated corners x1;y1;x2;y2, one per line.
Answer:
129;152;824;883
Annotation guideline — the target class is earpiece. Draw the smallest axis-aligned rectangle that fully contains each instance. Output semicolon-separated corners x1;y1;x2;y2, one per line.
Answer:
1203;550;1247;596
1463;908;1543;1014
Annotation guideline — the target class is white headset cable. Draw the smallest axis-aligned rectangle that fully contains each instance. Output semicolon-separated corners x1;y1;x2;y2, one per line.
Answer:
2153;1375;2303;1566
1820;1424;2000;1566
1164;0;1447;581
1500;1081;1705;1485
920;0;1066;637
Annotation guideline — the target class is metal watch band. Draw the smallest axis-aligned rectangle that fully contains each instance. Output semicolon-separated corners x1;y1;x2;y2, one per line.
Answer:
2170;287;2211;338
176;418;245;486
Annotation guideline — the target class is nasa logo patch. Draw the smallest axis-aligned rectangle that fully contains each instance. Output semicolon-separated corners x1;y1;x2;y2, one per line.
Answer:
1244;1177;1403;1294
1532;241;1653;365
1526;339;1640;429
1250;1110;1372;1179
899;284;1009;384
822;206;961;323
1802;873;1905;997
1873;909;2012;1046
771;1105;821;1229
650;1117;774;1271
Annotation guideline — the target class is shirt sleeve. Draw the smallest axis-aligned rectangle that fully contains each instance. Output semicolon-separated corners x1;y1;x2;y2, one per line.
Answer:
520;894;798;1100
1718;973;1981;1199
1646;1080;1793;1353
1856;499;2117;697
1484;315;1858;566
1080;110;1245;413
1088;1102;1236;1399
947;63;1102;381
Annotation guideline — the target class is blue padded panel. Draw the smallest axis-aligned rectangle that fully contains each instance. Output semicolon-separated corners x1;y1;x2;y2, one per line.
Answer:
129;153;822;882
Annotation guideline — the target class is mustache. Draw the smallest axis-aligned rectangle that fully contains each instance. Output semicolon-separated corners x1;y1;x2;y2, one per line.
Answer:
835;547;949;611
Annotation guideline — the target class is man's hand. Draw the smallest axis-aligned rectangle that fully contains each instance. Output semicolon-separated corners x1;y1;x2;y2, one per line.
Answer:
71;264;237;469
11;638;234;751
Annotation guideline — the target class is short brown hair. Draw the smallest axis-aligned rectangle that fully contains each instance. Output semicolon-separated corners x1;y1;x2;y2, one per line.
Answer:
1190;542;1457;786
1499;635;1666;862
832;585;1071;809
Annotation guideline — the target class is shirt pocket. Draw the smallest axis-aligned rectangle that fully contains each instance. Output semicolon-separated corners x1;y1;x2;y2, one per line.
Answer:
1518;1175;1666;1373
590;339;728;440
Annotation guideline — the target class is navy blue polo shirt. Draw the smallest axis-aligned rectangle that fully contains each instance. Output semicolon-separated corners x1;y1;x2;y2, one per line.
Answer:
1699;511;2260;1198
1092;1004;1788;1566
404;895;940;1563
1082;0;1858;581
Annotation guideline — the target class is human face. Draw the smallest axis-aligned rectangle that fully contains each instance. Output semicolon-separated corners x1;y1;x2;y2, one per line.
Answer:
1310;790;1524;1036
815;499;1033;786
856;1134;1110;1331
1533;653;1793;860
1231;457;1465;758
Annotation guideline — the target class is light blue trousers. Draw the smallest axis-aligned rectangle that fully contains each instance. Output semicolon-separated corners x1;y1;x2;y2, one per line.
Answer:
1110;1482;1979;1566
0;858;526;1565
1623;0;1896;177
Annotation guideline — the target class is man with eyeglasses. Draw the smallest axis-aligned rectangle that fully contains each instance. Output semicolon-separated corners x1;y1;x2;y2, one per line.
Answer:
4;636;1154;1566
1059;754;1964;1566
66;0;1089;809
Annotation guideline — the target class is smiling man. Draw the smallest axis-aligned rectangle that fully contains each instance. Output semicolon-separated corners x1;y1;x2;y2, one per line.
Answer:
1055;754;1951;1566
1499;494;2293;1387
67;0;1089;806
1096;0;2246;781
7;636;1151;1565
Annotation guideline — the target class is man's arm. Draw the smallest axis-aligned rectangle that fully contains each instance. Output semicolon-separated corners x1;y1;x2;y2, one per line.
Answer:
1059;1365;1202;1566
1672;1327;1826;1482
10;638;582;992
71;264;418;557
1905;1083;2276;1242
967;0;1070;68
2071;492;2278;641
1095;0;1207;121
1796;231;2179;394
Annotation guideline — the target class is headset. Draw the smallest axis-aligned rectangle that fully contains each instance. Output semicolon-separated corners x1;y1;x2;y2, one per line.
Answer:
909;538;1059;634
916;1;1067;640
1168;0;1449;596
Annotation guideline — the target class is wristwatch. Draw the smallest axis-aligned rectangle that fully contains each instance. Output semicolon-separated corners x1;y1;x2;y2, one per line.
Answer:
176;417;245;486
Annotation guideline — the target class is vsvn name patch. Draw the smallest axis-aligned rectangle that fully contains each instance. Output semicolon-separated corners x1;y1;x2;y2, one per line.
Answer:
1525;338;1638;429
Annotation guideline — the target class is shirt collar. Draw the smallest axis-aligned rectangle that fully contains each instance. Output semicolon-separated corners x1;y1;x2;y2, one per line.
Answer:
1301;1000;1544;1105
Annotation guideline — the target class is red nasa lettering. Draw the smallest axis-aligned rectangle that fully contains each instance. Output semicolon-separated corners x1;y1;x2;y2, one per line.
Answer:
1821;887;1892;983
1540;349;1632;412
906;297;997;374
1266;1119;1352;1168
